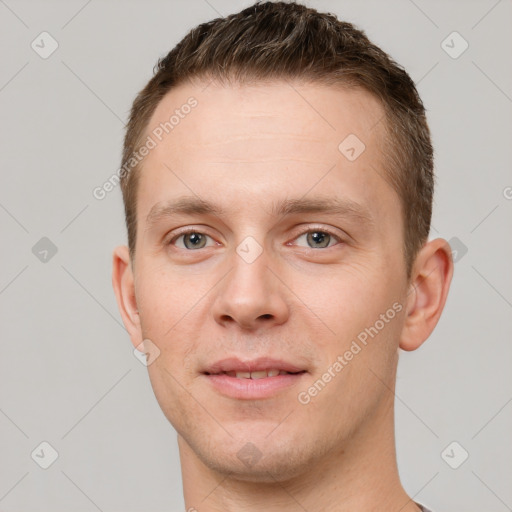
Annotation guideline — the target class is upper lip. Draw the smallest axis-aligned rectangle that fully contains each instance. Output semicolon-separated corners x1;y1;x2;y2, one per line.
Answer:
203;357;306;374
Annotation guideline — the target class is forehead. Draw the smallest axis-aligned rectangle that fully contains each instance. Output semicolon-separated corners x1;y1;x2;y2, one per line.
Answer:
145;80;385;157
136;80;394;227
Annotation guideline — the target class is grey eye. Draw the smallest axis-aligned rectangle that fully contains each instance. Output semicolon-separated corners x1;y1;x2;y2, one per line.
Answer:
174;232;213;250
295;230;339;249
306;231;331;248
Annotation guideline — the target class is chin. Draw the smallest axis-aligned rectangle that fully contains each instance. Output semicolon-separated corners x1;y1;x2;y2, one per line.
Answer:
189;429;325;484
206;451;312;483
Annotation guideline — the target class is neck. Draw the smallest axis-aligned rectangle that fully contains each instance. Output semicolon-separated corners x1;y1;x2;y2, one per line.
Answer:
178;392;420;512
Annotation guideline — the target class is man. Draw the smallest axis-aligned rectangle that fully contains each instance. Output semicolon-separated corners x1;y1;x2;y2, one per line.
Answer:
112;2;453;510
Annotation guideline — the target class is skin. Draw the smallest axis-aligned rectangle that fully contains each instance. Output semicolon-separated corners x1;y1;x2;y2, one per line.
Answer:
112;80;453;511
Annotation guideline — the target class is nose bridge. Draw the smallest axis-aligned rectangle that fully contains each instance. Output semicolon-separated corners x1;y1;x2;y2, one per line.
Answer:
211;238;289;330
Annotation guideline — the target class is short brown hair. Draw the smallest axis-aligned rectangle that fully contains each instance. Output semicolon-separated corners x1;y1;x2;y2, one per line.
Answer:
120;0;434;280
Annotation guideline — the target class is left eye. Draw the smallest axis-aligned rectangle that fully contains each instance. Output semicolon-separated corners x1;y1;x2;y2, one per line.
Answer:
293;230;341;249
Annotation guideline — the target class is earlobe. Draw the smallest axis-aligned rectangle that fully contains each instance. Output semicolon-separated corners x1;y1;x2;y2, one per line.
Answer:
399;238;454;352
112;245;143;349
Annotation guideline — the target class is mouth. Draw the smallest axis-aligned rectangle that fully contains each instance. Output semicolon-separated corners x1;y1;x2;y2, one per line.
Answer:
205;369;306;379
202;357;308;399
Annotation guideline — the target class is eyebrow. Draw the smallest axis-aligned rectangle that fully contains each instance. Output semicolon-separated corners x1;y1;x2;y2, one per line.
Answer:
145;195;375;229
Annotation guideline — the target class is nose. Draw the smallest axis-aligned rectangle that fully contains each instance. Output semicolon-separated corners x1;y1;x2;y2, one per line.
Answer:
211;246;290;331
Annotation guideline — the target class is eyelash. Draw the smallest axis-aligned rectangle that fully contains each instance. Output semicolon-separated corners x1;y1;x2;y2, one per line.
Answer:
167;226;344;250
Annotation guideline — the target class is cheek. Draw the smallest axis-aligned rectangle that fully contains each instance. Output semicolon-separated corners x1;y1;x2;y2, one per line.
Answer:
136;293;189;389
136;266;192;333
299;261;405;380
296;261;390;331
136;269;207;370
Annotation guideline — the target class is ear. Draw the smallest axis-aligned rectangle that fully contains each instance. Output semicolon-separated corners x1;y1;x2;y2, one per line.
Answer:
399;238;454;351
112;245;143;349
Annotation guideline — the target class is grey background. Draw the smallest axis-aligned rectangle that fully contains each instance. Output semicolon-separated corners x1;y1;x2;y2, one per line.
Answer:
1;0;511;511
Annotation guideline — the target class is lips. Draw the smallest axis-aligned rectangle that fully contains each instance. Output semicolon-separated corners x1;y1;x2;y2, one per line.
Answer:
223;369;295;379
203;357;307;376
202;357;308;399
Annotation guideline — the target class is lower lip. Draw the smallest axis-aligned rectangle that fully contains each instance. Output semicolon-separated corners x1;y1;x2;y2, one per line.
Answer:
202;372;307;400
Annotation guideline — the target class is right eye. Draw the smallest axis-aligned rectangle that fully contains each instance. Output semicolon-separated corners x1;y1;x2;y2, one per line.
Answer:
169;230;217;250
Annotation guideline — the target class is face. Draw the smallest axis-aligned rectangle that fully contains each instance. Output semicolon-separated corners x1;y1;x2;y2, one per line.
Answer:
120;80;414;481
